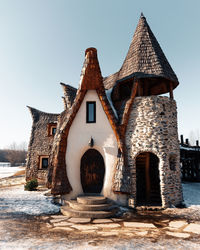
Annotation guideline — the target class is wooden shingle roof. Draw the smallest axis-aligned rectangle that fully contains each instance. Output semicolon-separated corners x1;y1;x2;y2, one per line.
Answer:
103;14;179;93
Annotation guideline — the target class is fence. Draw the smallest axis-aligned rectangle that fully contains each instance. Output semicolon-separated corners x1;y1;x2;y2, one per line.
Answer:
180;135;200;182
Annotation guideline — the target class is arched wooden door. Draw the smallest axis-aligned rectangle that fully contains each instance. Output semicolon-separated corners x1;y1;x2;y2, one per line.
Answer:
136;152;161;206
81;149;105;193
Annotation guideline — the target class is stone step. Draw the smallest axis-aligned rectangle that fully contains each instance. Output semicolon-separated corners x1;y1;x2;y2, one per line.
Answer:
67;200;114;211
77;196;107;205
61;205;118;219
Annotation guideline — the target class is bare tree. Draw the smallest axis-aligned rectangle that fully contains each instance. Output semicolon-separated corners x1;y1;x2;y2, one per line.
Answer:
3;142;27;166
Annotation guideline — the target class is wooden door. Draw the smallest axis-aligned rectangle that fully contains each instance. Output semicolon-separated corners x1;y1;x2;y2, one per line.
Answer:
81;149;105;193
136;152;161;206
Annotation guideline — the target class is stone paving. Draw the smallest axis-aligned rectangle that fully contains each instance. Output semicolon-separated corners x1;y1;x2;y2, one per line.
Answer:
42;214;200;240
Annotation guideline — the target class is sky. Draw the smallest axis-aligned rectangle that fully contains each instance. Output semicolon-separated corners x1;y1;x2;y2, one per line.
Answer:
0;0;200;149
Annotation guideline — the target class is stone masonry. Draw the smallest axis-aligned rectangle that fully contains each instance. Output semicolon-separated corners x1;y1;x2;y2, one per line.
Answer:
26;107;59;183
126;96;182;208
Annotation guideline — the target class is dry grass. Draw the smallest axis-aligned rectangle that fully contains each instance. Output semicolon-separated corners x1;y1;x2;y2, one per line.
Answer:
13;169;25;176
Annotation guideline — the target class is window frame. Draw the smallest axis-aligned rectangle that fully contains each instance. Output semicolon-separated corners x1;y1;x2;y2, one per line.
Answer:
39;155;49;170
47;123;57;136
86;101;96;123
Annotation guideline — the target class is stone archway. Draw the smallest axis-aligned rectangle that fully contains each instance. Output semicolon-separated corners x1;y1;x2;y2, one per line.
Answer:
80;149;105;194
136;152;161;206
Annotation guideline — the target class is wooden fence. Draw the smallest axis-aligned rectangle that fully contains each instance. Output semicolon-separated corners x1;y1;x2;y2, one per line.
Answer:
180;135;200;182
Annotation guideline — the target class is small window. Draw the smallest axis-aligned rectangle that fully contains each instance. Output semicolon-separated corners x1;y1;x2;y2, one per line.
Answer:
86;101;96;123
39;156;49;169
47;123;57;136
52;127;56;135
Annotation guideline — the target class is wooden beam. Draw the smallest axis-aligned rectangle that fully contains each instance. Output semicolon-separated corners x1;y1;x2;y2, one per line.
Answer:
137;81;143;96
120;80;138;135
169;82;174;99
144;81;149;96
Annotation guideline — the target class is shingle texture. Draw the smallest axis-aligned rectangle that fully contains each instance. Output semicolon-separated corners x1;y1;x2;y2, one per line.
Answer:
103;14;179;92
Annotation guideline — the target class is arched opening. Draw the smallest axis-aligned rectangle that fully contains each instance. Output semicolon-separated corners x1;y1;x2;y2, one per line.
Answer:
80;149;105;194
136;152;161;206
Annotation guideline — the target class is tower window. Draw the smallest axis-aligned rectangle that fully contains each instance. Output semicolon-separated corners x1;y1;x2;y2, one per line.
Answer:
86;102;96;123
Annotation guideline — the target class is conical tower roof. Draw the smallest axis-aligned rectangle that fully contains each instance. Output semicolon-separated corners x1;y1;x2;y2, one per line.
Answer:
104;14;179;94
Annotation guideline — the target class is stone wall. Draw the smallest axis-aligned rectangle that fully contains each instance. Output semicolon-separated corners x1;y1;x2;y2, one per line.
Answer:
126;96;182;208
26;107;59;184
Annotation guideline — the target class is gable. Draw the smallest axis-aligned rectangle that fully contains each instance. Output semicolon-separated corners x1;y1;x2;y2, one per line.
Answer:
67;90;117;148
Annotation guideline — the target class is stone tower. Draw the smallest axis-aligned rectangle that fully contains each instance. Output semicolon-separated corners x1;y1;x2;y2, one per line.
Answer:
105;14;182;207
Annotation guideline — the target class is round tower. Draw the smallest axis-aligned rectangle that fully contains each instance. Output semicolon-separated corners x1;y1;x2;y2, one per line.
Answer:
107;14;182;207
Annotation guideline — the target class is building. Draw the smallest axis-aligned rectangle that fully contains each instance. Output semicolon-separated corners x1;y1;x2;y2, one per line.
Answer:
180;135;200;182
26;14;182;208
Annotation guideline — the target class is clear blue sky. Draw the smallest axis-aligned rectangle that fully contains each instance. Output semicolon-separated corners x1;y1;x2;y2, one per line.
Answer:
0;0;200;149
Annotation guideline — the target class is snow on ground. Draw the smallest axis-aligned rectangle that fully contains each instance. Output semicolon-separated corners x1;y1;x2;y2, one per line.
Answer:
0;167;200;216
182;182;200;207
0;166;24;178
0;185;60;215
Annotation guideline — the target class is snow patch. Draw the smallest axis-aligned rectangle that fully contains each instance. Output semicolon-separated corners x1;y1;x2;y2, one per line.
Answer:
180;146;200;151
182;182;200;207
0;166;24;178
0;186;60;215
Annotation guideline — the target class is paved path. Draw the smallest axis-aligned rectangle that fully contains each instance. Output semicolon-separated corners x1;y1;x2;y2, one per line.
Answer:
45;213;200;240
0;175;200;249
1;211;200;249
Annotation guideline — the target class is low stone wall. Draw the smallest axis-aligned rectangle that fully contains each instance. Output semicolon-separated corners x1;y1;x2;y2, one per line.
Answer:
126;96;182;207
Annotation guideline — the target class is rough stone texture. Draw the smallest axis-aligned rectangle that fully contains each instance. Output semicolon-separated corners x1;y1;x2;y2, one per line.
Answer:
183;224;200;234
50;227;74;232
93;219;113;224
166;231;190;238
68;218;91;224
94;223;121;228
97;231;119;236
169;220;188;229
126;96;182;208
52;221;73;227
26;107;59;183
60;82;77;109
71;224;99;231
123;222;156;228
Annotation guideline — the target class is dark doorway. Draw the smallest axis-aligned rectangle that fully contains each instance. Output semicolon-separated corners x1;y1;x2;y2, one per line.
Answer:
136;152;161;206
81;149;105;193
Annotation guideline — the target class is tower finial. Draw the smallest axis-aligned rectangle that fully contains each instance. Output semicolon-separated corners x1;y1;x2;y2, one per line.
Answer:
140;12;145;18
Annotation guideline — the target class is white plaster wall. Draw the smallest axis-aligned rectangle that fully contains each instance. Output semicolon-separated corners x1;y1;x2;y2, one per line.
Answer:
64;90;127;205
